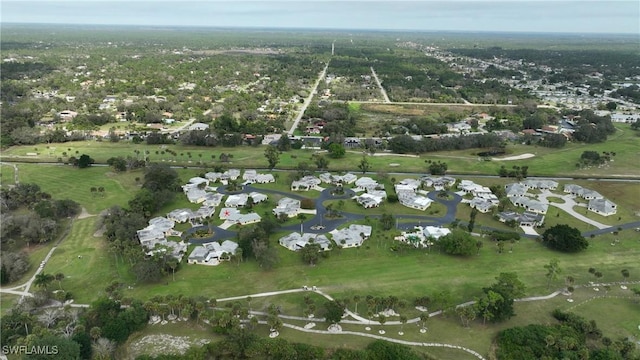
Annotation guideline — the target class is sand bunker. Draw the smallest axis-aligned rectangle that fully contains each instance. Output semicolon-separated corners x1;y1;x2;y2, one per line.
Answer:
492;153;535;161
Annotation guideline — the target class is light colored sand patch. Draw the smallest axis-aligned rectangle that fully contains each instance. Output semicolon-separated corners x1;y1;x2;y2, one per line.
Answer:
128;334;209;360
93;225;106;238
77;207;94;219
492;153;535;161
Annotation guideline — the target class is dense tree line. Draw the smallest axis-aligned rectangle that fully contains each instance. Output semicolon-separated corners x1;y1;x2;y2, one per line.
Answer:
101;164;183;282
569;110;617;143
135;337;425;360
450;47;640;82
496;309;638;359
387;133;501;154
0;183;80;249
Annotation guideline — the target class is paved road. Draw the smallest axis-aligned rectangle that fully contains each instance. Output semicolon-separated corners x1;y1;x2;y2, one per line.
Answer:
538;191;609;229
287;61;330;135
370;67;390;103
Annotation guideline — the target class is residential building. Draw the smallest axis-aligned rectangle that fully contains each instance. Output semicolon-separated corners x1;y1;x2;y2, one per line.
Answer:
588;198;617;216
330;224;372;248
273;197;301;218
291;176;322;191
498;211;545;227
510;197;548;214
278;232;332;251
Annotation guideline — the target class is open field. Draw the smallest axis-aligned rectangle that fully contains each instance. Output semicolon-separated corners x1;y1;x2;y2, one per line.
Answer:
15;164;144;214
0;163;16;188
2;124;638;177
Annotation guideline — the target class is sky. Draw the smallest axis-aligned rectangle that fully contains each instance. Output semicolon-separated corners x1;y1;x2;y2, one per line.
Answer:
2;0;639;34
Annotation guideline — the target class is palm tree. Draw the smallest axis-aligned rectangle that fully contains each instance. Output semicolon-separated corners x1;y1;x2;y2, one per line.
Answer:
54;272;65;289
90;326;102;343
246;296;252;314
34;273;55;290
399;315;408;334
167;258;178;282
419;313;429;331
92;338;115;360
353;295;361;315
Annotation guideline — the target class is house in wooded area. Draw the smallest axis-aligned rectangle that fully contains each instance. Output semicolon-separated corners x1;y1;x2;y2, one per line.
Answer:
330;224;372;248
291;176;322;191
167;208;195;223
145;240;187;262
273;197;302;218
588;198;617;216
278;232;332;251
148;217;175;233
498;211;545;227
137;226;166;248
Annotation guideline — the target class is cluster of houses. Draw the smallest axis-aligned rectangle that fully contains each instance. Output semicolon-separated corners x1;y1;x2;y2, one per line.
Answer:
458;180;499;213
278;224;374;252
140;167;620;267
136;169;274;264
564;184;617;216
353;177;387;208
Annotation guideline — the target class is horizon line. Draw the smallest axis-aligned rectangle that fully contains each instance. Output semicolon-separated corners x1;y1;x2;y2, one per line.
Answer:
2;22;638;37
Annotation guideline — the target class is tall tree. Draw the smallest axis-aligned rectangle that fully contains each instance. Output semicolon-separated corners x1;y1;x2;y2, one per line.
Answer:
544;259;561;289
263;145;280;170
542;224;589;252
358;155;370;174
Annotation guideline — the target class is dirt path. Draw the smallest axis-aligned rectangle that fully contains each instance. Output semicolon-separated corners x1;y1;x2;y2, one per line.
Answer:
77;207;94;219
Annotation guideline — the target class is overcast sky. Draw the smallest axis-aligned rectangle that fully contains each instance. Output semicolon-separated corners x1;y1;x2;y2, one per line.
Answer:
2;0;639;34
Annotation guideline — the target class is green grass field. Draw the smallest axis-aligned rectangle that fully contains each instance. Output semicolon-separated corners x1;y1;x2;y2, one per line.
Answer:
0;164;16;189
